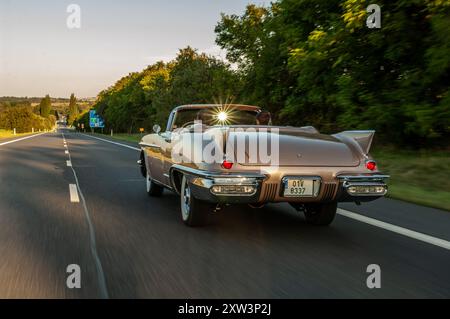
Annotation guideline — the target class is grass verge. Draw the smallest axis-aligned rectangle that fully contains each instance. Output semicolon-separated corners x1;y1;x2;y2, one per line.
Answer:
372;147;450;211
102;133;143;144
0;129;37;140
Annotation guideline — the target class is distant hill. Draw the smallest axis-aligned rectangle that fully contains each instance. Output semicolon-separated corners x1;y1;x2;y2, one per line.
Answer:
0;96;95;114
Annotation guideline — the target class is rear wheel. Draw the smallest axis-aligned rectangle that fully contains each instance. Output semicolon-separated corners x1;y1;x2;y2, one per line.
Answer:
303;202;337;226
146;172;164;196
180;175;213;226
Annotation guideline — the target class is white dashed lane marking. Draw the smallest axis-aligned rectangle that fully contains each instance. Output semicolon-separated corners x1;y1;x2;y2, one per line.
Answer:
62;132;109;299
69;184;80;203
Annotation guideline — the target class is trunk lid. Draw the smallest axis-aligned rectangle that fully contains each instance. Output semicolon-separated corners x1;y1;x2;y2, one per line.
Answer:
226;127;360;167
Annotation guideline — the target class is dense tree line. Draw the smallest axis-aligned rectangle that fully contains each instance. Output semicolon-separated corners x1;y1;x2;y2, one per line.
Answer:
83;0;450;147
0;105;55;133
67;93;79;124
76;47;240;132
39;94;52;117
0;95;56;133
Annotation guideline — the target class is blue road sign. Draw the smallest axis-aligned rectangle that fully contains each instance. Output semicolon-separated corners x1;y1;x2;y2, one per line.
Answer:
89;110;105;128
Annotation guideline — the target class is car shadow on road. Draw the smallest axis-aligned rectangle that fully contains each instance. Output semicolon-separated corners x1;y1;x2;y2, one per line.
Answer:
154;190;350;249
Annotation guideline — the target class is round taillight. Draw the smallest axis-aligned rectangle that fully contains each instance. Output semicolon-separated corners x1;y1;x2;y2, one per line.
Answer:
222;160;233;170
366;160;377;171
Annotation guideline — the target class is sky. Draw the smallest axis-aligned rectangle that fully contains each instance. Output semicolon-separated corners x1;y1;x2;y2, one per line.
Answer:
0;0;266;98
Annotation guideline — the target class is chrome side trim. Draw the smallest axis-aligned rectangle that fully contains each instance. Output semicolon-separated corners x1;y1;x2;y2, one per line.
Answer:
337;174;390;181
139;142;161;149
170;164;266;180
153;179;173;190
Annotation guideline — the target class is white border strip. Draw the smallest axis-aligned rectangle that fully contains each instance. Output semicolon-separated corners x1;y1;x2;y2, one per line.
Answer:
80;133;140;151
338;208;450;250
0;133;46;146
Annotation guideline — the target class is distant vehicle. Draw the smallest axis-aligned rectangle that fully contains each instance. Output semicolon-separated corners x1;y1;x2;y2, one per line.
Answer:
138;104;389;227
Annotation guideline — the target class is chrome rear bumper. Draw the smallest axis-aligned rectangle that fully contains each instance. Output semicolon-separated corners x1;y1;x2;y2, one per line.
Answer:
169;165;390;204
170;165;266;204
337;174;389;197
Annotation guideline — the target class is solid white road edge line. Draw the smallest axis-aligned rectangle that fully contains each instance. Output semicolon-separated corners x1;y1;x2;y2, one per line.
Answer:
69;184;80;203
80;133;140;151
66;160;72;167
338;208;450;251
62;133;109;299
76;132;450;251
0;132;46;146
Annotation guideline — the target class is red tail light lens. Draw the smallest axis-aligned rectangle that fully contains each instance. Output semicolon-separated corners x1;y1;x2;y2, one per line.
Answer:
222;160;233;170
366;160;377;171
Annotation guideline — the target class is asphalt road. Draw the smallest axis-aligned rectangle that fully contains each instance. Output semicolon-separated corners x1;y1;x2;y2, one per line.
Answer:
0;129;449;298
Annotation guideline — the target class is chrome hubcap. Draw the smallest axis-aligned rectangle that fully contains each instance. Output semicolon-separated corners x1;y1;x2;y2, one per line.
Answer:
146;174;151;192
181;180;191;220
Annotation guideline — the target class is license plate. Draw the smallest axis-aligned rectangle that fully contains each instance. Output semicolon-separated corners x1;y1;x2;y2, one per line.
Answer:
283;178;318;197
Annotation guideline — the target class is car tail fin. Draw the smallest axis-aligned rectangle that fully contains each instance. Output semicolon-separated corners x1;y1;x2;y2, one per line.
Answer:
334;130;375;154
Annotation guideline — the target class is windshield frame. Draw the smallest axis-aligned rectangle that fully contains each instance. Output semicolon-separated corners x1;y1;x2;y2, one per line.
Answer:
168;107;265;132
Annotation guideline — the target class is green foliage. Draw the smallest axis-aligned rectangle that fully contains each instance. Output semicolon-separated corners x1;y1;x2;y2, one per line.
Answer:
87;47;240;133
39;94;52;118
215;0;450;145
67;93;79;125
72;110;90;131
81;0;449;147
372;146;450;210
0;105;55;133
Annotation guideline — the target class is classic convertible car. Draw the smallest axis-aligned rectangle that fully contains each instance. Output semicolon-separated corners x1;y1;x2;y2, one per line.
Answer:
138;104;389;226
